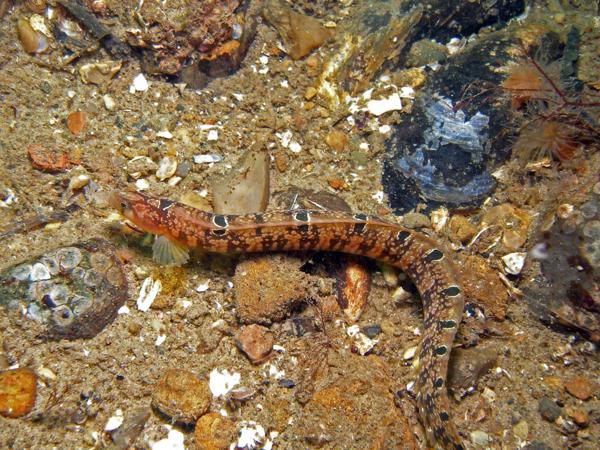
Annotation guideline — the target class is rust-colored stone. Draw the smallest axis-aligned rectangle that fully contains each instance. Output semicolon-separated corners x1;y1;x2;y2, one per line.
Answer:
67;110;86;135
236;324;274;364
27;144;72;172
460;255;510;320
194;412;237;450
565;376;593;401
151;369;211;424
0;368;37;418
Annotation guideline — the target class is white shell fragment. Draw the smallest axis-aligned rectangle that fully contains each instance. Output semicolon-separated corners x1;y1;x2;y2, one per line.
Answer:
104;409;124;431
196;280;210;292
238;422;266;449
137;277;162;311
130;73;149;92
156;156;177;181
431;207;449;232
193;154;222;164
102;94;115;110
209;369;241;397
156;130;173;139
346;325;378;355
150;427;185;450
206;129;219;141
135;178;150;190
502;252;527;275
403;346;418;360
367;92;402;116
399;86;415;98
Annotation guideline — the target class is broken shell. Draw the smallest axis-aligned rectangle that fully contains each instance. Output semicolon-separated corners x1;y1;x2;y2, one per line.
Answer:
156;156;178;181
430;206;449;232
79;61;122;85
68;174;91;191
17;17;48;54
502;252;526;275
403;346;417;360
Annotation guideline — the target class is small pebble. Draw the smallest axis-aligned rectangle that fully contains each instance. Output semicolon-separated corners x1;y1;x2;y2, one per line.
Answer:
524;441;553;450
236;324;274;364
402;212;430;229
175;160;191;178
278;379;296;388
325;129;348;152
402;346;417;360
513;419;529;441
67;111;86;135
151;369;211;424
362;324;381;338
565;406;588;426
557;416;578;434
131;73;149;92
194;412;237;450
448;215;477;243
103;94;115;110
565;376;592;400
538;397;561;422
68;174;90;191
126;157;158;177
304;87;317;100
470;430;490;446
0;368;37;418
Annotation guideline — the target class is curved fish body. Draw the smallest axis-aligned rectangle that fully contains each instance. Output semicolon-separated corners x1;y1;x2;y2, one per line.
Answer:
111;190;465;449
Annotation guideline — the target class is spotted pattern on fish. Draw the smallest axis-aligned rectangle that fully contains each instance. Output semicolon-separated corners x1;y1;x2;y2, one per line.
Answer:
113;191;465;449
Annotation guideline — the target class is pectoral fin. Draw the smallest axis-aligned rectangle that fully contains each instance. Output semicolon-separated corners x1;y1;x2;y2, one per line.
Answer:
152;235;190;266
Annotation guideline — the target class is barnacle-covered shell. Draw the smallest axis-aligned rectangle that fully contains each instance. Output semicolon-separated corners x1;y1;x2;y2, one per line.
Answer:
0;239;128;340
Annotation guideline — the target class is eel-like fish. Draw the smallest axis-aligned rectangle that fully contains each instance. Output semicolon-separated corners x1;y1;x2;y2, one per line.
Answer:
111;190;465;449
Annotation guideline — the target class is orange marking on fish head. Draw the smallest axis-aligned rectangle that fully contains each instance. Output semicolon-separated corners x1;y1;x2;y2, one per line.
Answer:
110;191;166;236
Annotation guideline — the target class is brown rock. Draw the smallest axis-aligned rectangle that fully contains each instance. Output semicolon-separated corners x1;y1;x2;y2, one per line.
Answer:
448;215;477;244
262;0;333;60
233;254;313;324
152;369;211;424
325;129;348;152
448;345;499;399
296;354;415;448
566;406;589;426
0;368;37;418
67;111;86;135
460;255;510;320
194;412;237;450
327;178;347;190
236;324;274;364
402;212;430;229
565;376;593;400
27;144;73;173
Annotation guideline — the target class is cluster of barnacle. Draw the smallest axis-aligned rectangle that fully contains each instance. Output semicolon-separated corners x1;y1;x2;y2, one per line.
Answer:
502;55;600;164
2;247;91;328
0;242;125;339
